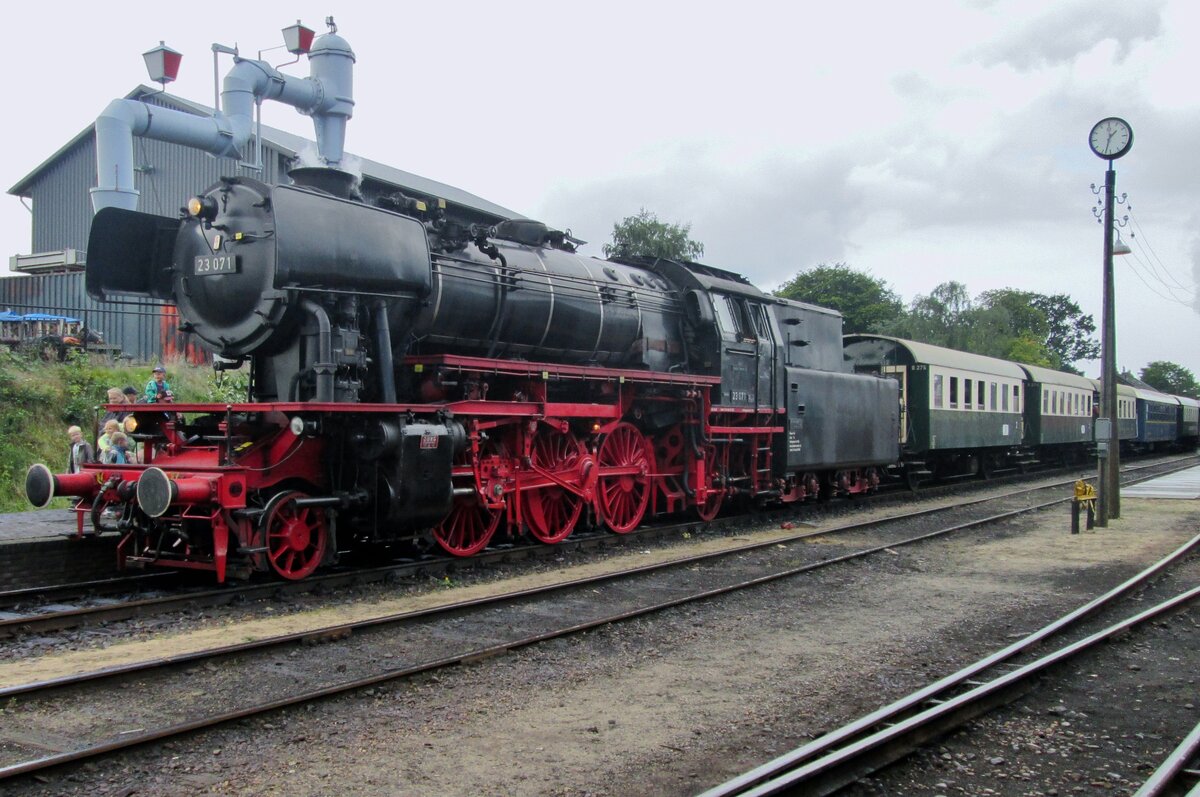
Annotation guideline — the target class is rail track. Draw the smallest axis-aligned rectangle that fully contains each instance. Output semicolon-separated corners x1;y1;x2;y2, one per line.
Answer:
0;454;1192;641
1133;720;1200;796
0;455;1193;782
699;538;1200;797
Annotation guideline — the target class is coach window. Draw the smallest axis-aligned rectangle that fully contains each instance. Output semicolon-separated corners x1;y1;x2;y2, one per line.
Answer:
1043;389;1049;414
1014;385;1021;413
950;377;959;409
1002;383;1009;411
977;381;985;410
933;374;944;408
964;379;973;410
990;382;997;411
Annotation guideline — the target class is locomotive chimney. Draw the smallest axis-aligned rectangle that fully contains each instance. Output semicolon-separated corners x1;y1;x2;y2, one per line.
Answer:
288;166;357;199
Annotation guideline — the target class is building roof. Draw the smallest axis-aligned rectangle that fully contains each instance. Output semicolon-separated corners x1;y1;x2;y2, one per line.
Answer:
8;86;522;221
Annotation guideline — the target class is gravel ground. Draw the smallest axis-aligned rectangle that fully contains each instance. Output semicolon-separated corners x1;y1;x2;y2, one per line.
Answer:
3;485;1197;796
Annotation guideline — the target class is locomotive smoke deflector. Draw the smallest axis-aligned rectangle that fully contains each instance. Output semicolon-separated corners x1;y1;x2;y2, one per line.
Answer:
90;20;355;213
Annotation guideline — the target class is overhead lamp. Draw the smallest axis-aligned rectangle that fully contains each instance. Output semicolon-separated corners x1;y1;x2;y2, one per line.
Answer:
282;21;316;55
1113;232;1132;256
143;41;182;85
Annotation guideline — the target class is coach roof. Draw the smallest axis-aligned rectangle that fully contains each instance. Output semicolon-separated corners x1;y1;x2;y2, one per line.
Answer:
844;334;1026;379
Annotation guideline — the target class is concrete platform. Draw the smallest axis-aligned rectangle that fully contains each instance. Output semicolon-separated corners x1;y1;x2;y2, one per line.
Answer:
1122;465;1200;500
0;508;83;542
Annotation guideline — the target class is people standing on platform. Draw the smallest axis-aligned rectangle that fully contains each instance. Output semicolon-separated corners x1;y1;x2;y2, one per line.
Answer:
97;419;120;458
103;432;132;465
66;426;94;473
101;388;127;426
145;365;174;404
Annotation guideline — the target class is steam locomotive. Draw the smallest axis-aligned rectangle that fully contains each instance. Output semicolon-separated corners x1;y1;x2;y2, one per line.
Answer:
25;170;900;581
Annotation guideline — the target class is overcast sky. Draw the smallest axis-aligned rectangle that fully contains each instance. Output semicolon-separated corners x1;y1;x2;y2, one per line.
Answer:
2;1;1197;378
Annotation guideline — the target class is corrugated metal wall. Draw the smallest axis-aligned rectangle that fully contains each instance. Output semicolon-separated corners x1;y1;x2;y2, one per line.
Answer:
0;272;201;363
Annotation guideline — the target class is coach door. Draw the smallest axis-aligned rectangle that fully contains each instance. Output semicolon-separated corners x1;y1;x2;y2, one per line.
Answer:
883;365;907;444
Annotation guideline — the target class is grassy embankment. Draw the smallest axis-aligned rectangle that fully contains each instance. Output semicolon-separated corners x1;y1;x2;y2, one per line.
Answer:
0;352;244;513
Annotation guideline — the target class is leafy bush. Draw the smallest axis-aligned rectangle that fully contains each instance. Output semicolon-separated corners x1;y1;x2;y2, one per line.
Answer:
0;354;244;512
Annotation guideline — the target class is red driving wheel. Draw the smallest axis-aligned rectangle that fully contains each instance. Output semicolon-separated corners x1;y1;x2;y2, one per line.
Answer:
263;491;328;580
694;446;724;522
434;442;505;557
522;429;585;544
597;423;653;533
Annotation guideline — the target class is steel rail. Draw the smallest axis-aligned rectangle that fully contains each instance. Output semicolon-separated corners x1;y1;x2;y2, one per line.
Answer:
1;455;1190;640
0;572;174;608
699;537;1200;797
1133;720;1200;797
0;459;1169;780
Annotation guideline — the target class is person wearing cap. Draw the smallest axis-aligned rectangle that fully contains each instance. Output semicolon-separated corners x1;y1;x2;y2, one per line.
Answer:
145;365;174;404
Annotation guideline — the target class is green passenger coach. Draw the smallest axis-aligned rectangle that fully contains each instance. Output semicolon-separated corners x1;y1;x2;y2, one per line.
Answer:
843;335;1027;480
1021;364;1095;453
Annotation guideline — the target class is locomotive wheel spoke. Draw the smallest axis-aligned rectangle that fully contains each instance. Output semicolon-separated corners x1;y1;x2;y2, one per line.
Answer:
695;446;724;522
597;423;652;534
522;429;584;544
434;440;505;557
434;496;501;557
263;491;328;580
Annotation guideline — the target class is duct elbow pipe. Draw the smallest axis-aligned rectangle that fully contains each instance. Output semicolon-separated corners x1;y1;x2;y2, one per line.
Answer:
302;299;335;403
91;98;244;212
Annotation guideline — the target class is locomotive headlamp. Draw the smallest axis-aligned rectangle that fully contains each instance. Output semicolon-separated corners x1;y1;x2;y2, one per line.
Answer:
290;416;319;437
187;196;218;221
123;416;138;433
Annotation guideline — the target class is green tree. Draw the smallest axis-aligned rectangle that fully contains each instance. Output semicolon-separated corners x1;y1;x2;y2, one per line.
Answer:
1003;335;1055;367
774;264;903;334
603;208;705;261
887;281;974;350
1139;361;1200;398
1029;293;1099;373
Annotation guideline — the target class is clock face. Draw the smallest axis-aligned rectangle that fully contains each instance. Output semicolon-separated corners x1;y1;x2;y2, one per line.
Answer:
1089;117;1133;160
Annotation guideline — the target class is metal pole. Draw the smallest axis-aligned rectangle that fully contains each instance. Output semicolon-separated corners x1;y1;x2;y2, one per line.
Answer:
1097;165;1121;525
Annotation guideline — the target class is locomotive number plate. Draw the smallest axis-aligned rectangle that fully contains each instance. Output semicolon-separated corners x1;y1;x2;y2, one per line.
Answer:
193;255;240;276
419;433;439;449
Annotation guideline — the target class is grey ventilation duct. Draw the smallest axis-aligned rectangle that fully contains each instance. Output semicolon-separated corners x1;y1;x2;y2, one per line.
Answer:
91;28;354;212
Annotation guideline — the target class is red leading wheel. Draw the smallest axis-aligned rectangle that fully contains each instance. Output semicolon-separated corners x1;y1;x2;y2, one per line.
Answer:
597;423;653;534
522;429;585;544
263;491;328;580
694;445;725;522
433;442;504;557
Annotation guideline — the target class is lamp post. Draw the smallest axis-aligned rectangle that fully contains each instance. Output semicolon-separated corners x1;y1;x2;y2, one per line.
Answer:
1088;117;1133;526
